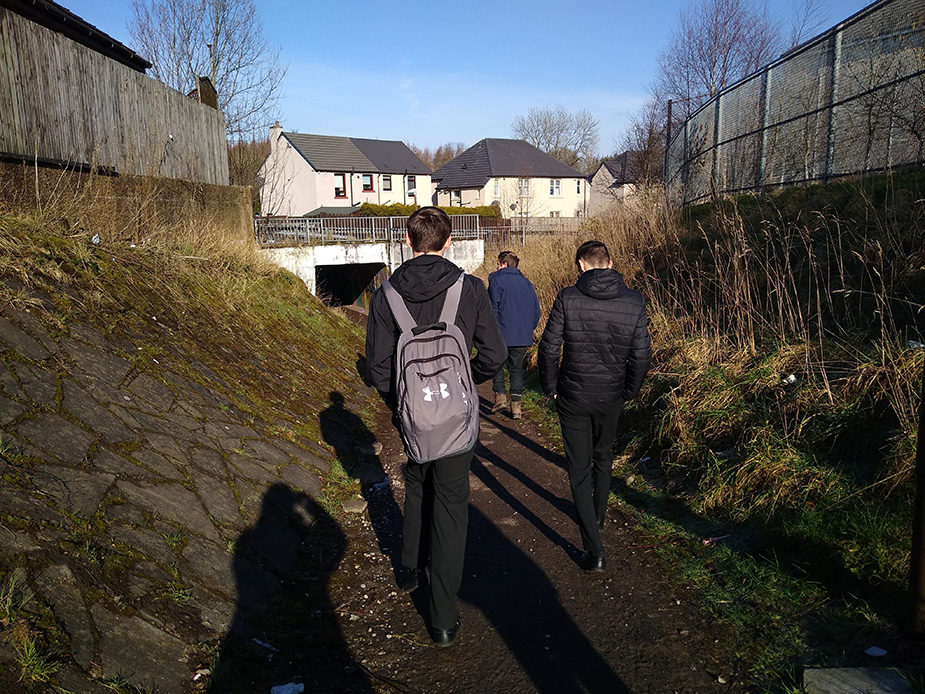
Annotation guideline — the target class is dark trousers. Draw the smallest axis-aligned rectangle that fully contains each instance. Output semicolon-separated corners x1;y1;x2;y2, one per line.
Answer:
556;396;624;557
400;449;472;629
492;345;528;400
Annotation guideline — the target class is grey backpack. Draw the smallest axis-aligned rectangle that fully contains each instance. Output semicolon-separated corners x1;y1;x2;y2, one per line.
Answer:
381;272;478;463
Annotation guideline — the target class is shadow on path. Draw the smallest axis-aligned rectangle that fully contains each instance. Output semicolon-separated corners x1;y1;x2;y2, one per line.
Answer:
471;451;577;558
208;483;373;693
480;397;565;467
319;391;404;578
460;490;629;693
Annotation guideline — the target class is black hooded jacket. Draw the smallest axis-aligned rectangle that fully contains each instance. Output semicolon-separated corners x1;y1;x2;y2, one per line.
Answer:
538;267;651;403
365;254;507;400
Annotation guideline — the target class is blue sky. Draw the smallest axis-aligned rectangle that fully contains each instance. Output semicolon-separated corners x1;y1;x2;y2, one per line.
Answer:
64;0;870;153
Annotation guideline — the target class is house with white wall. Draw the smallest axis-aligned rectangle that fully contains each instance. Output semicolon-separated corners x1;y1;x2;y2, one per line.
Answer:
588;153;638;214
431;139;588;218
258;123;432;216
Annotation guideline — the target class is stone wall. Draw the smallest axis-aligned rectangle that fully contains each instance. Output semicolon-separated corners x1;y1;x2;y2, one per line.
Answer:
0;161;252;245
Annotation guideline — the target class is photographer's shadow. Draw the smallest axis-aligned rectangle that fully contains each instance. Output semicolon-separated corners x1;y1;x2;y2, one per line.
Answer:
208;483;372;692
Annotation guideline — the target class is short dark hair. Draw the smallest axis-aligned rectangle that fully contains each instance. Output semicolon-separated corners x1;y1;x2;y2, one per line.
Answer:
575;240;610;269
497;250;519;268
407;207;451;253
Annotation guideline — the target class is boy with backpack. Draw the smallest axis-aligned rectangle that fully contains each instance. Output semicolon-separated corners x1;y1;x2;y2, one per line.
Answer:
365;207;506;646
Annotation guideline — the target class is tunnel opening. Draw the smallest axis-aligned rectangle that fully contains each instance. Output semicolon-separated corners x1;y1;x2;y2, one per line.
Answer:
315;263;388;308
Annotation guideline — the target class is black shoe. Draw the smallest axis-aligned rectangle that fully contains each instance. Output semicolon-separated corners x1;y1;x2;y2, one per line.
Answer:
398;568;422;592
579;552;606;572
430;620;462;647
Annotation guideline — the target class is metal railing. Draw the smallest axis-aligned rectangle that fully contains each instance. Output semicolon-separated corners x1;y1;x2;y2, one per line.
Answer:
254;214;482;246
665;0;925;205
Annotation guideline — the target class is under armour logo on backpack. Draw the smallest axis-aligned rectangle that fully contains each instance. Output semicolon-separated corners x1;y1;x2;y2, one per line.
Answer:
422;383;450;402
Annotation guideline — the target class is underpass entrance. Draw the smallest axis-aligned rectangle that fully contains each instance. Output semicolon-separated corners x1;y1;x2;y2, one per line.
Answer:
315;263;388;308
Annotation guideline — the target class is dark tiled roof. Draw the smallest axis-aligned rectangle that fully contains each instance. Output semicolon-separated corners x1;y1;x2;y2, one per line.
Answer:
596;152;639;185
304;206;362;217
351;138;431;175
3;0;151;72
432;139;582;190
285;133;375;172
282;132;429;174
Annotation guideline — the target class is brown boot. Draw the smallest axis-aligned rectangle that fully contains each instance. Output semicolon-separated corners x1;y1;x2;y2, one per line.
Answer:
491;392;509;413
511;400;522;419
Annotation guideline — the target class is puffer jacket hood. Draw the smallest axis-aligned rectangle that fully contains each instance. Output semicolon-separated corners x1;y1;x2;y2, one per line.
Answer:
387;254;460;303
576;267;628;301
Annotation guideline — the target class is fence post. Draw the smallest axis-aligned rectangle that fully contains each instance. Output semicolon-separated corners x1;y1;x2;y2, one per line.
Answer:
823;31;842;181
912;356;925;636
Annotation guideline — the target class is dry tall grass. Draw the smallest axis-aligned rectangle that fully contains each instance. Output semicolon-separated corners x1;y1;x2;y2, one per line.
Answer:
506;177;924;507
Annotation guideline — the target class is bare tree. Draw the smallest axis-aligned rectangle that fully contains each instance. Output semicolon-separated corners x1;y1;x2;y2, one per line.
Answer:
228;137;270;213
406;142;467;171
620;96;670;184
656;0;781;117
511;106;599;173
786;0;827;49
129;0;286;141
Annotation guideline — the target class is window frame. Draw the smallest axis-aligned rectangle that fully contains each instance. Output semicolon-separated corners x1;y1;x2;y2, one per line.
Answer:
334;173;347;198
383;175;392;191
518;178;530;197
550;179;561;196
362;174;374;193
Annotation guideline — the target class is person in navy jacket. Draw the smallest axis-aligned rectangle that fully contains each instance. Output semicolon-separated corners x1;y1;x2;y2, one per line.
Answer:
487;251;541;419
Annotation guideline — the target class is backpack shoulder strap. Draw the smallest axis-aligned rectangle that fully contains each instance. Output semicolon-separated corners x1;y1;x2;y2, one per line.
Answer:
438;272;465;325
381;279;416;334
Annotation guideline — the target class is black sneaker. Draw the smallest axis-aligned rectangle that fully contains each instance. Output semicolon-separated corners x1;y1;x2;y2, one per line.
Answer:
430;620;462;647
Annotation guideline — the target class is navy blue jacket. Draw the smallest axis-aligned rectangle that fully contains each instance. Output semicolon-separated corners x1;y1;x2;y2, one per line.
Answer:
487;267;541;347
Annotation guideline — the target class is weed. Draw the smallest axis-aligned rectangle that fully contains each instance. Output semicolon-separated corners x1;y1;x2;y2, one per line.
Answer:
14;636;59;683
159;581;193;606
161;530;187;552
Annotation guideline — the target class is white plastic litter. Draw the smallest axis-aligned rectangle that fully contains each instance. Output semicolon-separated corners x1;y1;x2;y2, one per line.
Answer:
251;637;278;652
90;233;101;245
782;373;797;384
909;340;925;349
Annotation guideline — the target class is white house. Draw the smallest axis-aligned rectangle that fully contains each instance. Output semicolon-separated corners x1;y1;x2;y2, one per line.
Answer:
588;154;638;214
258;123;432;216
431;139;588;218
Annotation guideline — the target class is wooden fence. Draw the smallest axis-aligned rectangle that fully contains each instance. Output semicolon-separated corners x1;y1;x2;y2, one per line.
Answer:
0;7;229;185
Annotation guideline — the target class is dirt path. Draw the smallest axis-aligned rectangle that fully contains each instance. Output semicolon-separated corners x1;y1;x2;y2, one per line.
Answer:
332;383;748;693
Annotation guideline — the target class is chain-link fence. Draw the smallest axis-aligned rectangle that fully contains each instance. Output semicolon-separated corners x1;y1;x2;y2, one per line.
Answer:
665;0;925;206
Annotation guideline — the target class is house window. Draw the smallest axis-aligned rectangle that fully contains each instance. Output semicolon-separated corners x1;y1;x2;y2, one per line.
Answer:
550;211;561;217
452;190;462;205
493;180;500;197
362;174;374;192
383;175;392;191
577;179;582;194
334;174;346;198
518;178;530;197
408;175;416;196
550;179;561;196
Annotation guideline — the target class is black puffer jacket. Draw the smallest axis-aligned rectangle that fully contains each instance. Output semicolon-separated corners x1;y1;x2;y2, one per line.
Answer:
539;268;651;402
366;254;507;398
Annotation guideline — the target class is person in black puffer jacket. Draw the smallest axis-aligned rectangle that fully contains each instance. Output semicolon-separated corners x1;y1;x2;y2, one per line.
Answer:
539;240;651;572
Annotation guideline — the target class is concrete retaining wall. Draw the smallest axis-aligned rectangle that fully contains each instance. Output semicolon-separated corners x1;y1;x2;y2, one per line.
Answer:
263;239;485;295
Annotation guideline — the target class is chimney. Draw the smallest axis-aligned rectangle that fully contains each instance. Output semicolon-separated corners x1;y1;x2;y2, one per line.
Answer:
270;121;283;150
